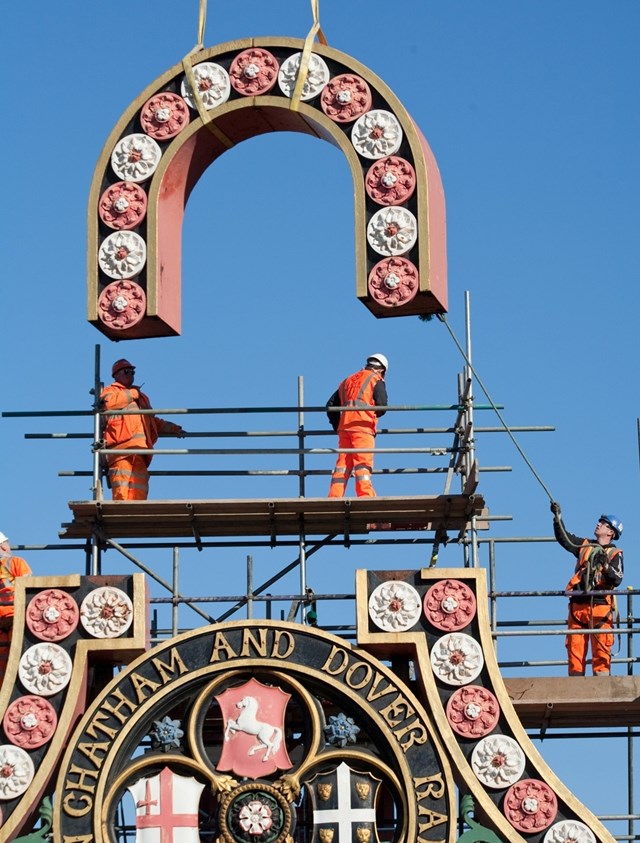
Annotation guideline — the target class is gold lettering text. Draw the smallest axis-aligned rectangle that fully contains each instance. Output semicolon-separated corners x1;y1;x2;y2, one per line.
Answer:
130;671;161;703
321;645;350;675
365;672;397;703
394;719;428;752
65;764;99;794
414;773;445;800
61;790;93;817
271;630;295;659
152;648;188;683
78;741;110;768
379;694;415;727
85;709;118;740
62;764;101;817
240;628;268;657
418;809;447;830
102;688;137;724
345;661;373;690
210;632;238;662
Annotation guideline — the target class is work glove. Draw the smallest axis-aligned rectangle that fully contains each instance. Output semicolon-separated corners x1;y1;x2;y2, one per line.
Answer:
550;501;561;517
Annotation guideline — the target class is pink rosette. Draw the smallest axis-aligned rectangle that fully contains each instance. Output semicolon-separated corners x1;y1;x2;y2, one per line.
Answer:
423;579;477;631
446;685;500;738
140;92;190;140
99;181;148;231
3;696;58;749
368;257;419;308
504;779;558;833
365;156;416;205
229;48;279;96
98;280;146;330
26;588;79;642
320;73;372;123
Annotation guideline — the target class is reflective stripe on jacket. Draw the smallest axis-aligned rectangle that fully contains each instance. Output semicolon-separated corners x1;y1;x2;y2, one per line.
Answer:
337;369;384;432
100;382;182;467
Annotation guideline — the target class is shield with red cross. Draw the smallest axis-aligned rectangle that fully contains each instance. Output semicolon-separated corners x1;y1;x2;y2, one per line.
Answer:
128;766;204;843
217;677;293;779
306;762;382;843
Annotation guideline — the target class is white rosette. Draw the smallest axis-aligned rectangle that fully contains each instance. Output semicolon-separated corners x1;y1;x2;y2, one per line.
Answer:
368;580;422;631
544;821;596;843
471;735;526;789
351;109;403;159
80;586;134;638
98;231;147;280
278;52;330;100
19;642;72;696
367;207;418;256
0;745;35;799
111;133;162;183
430;632;483;685
181;62;231;110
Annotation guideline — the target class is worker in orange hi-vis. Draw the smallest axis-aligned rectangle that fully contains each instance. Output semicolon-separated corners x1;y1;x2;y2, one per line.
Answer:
100;359;187;500
326;354;388;497
551;502;624;676
0;531;31;682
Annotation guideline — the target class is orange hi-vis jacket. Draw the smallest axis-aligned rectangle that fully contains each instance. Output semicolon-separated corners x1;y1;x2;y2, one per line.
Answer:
100;382;182;467
336;369;385;433
566;540;623;606
0;555;31;619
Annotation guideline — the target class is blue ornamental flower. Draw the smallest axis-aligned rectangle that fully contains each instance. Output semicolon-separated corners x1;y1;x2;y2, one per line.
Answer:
150;716;184;752
324;713;360;748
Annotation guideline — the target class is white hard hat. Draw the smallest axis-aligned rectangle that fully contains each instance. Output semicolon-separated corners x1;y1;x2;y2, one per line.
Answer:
0;532;8;544
367;353;388;373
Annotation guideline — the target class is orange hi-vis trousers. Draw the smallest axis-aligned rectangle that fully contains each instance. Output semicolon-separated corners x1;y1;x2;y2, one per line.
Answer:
566;601;614;675
108;454;150;500
328;429;376;497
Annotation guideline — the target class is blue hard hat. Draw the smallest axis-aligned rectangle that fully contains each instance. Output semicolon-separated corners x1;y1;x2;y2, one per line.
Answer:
599;514;623;540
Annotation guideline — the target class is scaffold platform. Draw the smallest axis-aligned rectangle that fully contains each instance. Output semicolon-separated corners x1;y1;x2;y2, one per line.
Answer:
60;494;488;540
504;676;640;729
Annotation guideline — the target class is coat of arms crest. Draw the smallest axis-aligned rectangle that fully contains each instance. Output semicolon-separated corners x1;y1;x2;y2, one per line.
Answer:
216;677;293;779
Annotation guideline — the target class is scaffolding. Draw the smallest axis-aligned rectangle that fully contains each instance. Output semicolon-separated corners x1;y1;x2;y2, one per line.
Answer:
2;314;639;842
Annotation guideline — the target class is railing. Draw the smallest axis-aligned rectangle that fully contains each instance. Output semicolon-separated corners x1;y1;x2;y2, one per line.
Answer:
6;368;637;839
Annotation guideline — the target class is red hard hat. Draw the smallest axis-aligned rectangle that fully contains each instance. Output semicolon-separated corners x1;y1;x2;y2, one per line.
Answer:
112;358;134;377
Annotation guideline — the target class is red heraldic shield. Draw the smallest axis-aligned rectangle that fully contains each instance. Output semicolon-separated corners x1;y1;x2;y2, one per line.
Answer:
217;677;293;779
128;766;204;843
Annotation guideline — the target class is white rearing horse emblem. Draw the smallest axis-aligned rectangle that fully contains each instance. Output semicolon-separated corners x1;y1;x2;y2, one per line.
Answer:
224;695;283;762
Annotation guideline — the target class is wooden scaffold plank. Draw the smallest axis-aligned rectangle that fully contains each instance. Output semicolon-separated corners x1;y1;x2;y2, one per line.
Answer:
60;494;488;540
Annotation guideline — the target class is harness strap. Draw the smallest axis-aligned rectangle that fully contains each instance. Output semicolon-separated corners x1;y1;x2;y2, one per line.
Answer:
566;541;621;593
569;601;613;629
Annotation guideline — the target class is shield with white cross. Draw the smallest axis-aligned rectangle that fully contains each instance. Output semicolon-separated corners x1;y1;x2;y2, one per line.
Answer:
127;766;204;843
306;762;381;843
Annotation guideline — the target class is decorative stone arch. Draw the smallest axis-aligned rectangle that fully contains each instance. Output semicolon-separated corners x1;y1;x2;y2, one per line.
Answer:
0;571;615;841
88;37;447;339
54;619;458;842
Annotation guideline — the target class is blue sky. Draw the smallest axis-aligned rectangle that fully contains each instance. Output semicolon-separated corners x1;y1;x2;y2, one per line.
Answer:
1;0;639;826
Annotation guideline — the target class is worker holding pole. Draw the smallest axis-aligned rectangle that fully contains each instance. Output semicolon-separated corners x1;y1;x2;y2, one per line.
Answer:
551;502;624;676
